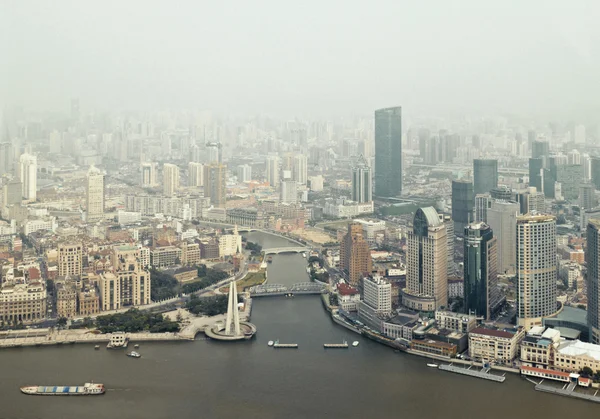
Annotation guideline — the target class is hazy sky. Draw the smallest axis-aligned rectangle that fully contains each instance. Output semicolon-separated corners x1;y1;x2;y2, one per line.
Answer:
1;0;599;118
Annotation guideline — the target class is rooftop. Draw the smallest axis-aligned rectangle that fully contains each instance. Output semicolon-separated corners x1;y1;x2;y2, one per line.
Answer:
557;340;600;361
470;327;517;339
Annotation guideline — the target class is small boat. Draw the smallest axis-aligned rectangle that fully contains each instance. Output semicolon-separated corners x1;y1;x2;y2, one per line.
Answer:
302;252;306;258
134;344;140;348
427;363;439;368
266;256;273;263
127;351;141;358
352;341;359;347
268;340;274;347
94;345;100;350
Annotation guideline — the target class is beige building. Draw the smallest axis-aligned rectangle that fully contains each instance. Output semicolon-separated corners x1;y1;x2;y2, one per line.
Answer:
188;162;204;187
204;163;227;208
0;282;46;324
78;287;100;316
516;214;558;330
435;310;477;333
218;232;242;257
520;326;561;368
163;163;180;197
468;327;525;363
180;242;200;266
86;165;104;222
56;282;77;318
58;243;83;277
150;246;182;268
99;246;151;311
403;207;447;312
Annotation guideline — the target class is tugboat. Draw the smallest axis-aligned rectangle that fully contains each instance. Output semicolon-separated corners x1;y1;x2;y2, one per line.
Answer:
20;383;105;396
127;351;141;358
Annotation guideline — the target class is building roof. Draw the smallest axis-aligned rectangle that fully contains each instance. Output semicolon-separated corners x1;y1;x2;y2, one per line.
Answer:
337;283;359;296
470;327;516;339
520;365;571;379
557;340;600;361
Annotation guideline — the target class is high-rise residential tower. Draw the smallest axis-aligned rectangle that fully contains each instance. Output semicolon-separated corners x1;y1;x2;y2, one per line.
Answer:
463;222;500;320
351;155;372;203
580;183;596;210
403;207;448;312
280;179;298;204
374;106;402;197
19;153;37;201
237;164;252;183
473;159;498;195
516;213;558;330
587;220;600;343
265;155;280;188
451;179;474;234
58;242;83;277
140;162;157;187
204;163;227;208
188;162;204;187
292;154;307;185
163;163;180;197
86;166;104;222
340;222;372;287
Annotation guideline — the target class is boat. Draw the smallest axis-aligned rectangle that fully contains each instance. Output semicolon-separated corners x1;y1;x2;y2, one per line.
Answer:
266;256;273;263
127;351;141;358
427;363;439;368
302;252;307;258
267;340;274;347
94;345;100;350
352;341;359;347
134;344;140;348
20;383;105;396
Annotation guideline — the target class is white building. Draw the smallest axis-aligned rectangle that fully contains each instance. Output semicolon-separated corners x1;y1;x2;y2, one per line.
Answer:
163;163;180;197
237;164;252;183
266;155;280;188
358;275;392;331
218;232;242;257
188;162;204;187
19;153;37;201
140;162;157;187
86;165;105;222
118;210;141;225
24;217;57;235
293;154;308;185
323;200;374;218
280;180;298;204
309;175;324;192
354;219;386;246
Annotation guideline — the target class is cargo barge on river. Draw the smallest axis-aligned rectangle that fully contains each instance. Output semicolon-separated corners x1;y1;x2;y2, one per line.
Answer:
20;383;105;396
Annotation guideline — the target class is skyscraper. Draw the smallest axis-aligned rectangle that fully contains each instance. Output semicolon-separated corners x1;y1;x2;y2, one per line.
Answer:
473;159;498;194
474;193;491;223
403;207;448;312
58;242;83;277
451;179;474;234
587;220;600;343
265;155;280;188
237;164;252;183
579;183;596;210
188;162;204;187
516;214;558;330
374;106;402;197
86;166;104;222
163;163;180;197
140;162;157;187
529;158;544;192
591;158;600;190
487;200;519;275
340;222;372;287
204;163;227;208
532;140;549;162
351;155;372;203
463;222;500;320
3;179;21;206
19;153;37;201
292;154;307;185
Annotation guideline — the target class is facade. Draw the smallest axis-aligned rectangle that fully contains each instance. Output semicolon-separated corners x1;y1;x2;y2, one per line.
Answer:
0;282;46;324
358;275;392;330
374;106;402;197
150;246;182;268
516;214;558;330
86;166;105;222
403;207;448;312
587;220;600;344
339;222;372;287
140;162;157;187
473;159;498;195
19;153;37;201
487;200;519;275
58;243;83;277
179;242;201;266
410;339;457;357
204;163;227;208
163;163;180;197
218;232;242;257
280;180;298;204
56;282;77;318
451;179;474;234
435;310;477;333
188;162;204;187
78;288;100;316
337;283;361;312
117;210;141;225
354;219;385;246
469;327;525;363
579;183;596;210
474;193;491;223
3;179;22;206
351;155;372;203
463;222;500;320
125;194;210;218
226;208;266;228
100;246;151;311
555;340;600;372
236;164;252;183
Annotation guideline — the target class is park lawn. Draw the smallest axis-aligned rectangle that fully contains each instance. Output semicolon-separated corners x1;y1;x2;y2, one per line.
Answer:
220;270;267;293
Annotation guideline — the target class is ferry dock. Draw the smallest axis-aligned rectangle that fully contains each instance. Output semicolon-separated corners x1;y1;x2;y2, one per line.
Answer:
438;363;506;383
273;343;298;348
323;342;348;348
533;380;600;404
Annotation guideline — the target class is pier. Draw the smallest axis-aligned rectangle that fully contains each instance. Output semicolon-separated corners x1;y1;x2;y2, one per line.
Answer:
273;343;298;348
324;342;348;348
438;364;506;383
535;381;600;404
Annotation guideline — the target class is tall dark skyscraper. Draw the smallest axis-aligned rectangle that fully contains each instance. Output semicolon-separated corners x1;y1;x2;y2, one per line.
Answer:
591;158;600;190
451;179;474;234
473;159;498;194
532;140;549;161
463;222;500;320
374;107;402;197
587;220;600;344
529;158;544;192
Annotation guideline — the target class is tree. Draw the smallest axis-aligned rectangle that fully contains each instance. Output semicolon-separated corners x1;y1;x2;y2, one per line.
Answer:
57;317;68;329
580;366;594;378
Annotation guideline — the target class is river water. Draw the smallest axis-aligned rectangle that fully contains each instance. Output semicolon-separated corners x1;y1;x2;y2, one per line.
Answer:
0;232;596;418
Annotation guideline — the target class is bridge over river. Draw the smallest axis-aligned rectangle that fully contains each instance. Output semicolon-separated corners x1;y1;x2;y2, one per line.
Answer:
263;246;309;255
249;282;327;297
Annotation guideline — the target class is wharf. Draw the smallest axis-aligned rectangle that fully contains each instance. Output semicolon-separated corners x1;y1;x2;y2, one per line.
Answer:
535;381;600;403
438;364;506;383
323;343;348;348
273;343;298;348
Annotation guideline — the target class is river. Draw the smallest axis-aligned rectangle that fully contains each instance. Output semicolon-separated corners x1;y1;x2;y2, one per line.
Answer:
0;232;596;418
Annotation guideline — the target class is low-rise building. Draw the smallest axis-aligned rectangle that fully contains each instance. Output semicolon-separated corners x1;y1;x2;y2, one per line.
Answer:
520;326;561;369
150;246;182;268
56;282;77;318
410;339;457;357
337;283;360;312
0;282;46;324
468;327;525;364
554;340;600;373
78;287;100;316
435;310;477;333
